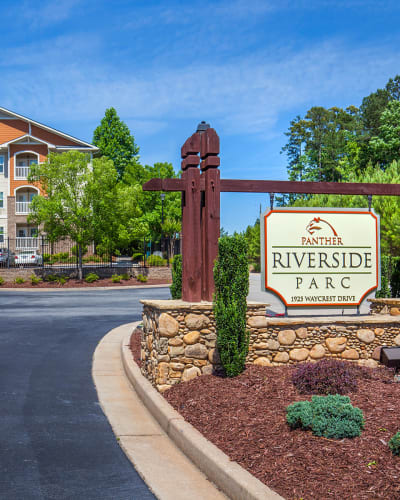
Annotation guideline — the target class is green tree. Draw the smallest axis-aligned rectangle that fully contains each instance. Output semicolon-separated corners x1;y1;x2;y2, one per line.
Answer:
28;151;145;278
370;100;400;166
293;160;400;256
243;218;260;270
93;107;139;178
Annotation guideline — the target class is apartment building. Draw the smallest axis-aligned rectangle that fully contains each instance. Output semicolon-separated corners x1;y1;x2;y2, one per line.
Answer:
0;107;98;250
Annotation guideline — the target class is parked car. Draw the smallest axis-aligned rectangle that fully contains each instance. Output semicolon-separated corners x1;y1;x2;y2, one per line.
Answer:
15;250;43;266
0;248;16;266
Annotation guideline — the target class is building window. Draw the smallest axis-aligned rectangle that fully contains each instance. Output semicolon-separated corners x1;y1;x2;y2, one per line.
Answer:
0;227;3;243
0;192;3;208
0;156;4;174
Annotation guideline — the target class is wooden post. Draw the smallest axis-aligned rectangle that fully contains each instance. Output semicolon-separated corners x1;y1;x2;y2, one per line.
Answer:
181;132;202;302
200;128;220;301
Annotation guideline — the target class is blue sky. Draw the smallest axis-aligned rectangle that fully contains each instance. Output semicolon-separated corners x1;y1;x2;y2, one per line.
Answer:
2;0;400;233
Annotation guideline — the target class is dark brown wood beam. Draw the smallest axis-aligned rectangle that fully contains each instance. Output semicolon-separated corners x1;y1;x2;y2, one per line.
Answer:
143;177;400;196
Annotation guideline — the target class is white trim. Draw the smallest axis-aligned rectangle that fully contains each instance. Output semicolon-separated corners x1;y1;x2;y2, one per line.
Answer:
0;134;55;148
14;185;40;196
0;106;98;150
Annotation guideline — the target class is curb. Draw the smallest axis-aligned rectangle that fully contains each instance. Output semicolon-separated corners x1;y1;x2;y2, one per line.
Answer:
0;284;170;292
121;332;283;500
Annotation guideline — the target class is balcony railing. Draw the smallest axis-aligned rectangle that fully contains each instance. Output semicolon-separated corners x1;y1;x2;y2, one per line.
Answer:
15;166;30;179
16;201;32;214
16;237;39;249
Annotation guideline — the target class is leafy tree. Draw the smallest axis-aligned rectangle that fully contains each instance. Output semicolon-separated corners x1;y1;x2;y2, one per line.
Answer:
293;160;400;256
243;218;260;269
28;151;145;278
93;107;139;178
370;100;400;166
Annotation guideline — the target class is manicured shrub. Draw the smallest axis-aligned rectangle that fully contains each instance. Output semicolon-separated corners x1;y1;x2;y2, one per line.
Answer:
286;394;364;439
111;274;122;283
121;273;130;280
389;431;400;456
15;277;25;284
292;359;358;395
170;254;182;299
85;272;99;283
146;254;167;267
0;276;4;286
30;274;42;285
136;273;147;283
213;234;249;377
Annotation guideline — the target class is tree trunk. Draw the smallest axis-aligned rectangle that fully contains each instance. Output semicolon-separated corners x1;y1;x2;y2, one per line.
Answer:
78;243;83;280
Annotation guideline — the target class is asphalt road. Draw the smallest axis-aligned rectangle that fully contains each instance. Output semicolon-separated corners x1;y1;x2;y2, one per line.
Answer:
0;287;170;500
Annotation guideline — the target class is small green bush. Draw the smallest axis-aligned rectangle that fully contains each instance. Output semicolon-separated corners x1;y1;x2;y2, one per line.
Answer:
146;254;167;267
15;277;25;284
56;276;67;286
111;274;122;283
85;272;100;283
132;252;144;262
136;273;148;282
286;394;364;439
170;254;182;299
213;234;249;377
389;431;400;456
0;276;4;286
43;253;51;263
46;274;58;282
30;274;42;285
121;273;130;280
71;244;88;257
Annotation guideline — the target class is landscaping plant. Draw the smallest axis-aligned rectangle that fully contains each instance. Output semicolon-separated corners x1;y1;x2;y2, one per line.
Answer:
14;277;25;284
85;272;100;283
292;359;358;395
0;277;4;285
170;254;182;299
30;274;42;285
111;274;122;283
213;234;249;377
136;274;147;282
146;254;167;267
286;394;365;439
389;431;400;456
121;273;130;280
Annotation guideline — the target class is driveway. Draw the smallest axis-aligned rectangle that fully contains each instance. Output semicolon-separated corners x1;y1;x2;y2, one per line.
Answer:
0;287;170;500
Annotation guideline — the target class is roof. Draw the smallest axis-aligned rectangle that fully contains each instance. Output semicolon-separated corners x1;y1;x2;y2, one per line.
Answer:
0;106;98;151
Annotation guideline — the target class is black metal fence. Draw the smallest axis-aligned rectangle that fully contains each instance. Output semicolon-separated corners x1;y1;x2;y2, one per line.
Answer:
0;237;181;269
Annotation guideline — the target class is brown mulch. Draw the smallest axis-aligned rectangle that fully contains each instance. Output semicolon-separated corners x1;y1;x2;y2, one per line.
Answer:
130;328;143;368
1;277;171;288
129;330;400;499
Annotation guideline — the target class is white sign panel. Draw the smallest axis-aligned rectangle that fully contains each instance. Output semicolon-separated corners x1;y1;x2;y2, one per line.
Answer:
262;208;380;307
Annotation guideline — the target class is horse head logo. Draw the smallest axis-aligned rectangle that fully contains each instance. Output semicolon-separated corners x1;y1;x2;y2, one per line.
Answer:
306;217;338;236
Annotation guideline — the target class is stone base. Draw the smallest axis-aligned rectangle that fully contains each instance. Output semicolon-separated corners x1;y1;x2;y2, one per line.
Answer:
141;300;400;391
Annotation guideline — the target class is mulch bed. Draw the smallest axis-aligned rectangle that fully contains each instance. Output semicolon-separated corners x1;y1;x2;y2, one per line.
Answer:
129;329;400;499
1;277;171;288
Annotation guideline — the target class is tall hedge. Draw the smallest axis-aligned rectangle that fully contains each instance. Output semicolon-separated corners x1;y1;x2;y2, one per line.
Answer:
213;234;249;377
376;255;400;298
170;254;182;299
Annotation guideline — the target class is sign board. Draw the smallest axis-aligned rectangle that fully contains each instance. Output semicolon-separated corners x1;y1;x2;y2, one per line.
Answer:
261;208;380;307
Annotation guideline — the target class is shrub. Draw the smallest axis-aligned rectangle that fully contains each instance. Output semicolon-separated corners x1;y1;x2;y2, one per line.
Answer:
213;234;249;377
30;274;42;285
292;359;358;395
121;273;130;280
43;253;51;263
389;431;400;456
15;277;25;284
286;394;364;439
132;252;144;262
136;273;148;282
170;254;182;299
0;276;4;286
46;274;58;282
56;275;67;286
111;274;122;283
85;272;99;283
146;254;167;267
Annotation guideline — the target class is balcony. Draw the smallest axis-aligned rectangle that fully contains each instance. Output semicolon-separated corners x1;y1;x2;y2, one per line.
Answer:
16;201;32;214
16;237;39;250
15;166;31;179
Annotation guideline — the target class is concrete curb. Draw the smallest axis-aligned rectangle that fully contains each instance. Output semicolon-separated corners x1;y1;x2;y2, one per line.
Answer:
0;284;169;292
121;332;283;500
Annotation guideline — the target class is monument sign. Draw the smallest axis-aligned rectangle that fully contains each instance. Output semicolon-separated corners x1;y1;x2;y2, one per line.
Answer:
261;208;380;307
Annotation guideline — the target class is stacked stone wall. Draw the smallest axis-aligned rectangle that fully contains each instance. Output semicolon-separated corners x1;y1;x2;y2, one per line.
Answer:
141;299;400;392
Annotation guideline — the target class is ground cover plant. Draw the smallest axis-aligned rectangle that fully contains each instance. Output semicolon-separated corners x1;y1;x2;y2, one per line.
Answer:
292;358;359;394
286;394;364;439
0;277;4;285
389;431;400;456
30;274;42;285
136;273;147;282
14;277;25;284
213;234;249;377
85;272;100;283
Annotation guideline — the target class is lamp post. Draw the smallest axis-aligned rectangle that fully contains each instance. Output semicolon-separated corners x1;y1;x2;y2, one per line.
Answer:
160;193;165;259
